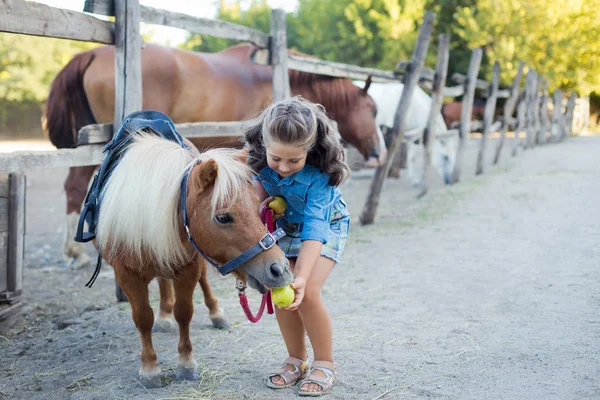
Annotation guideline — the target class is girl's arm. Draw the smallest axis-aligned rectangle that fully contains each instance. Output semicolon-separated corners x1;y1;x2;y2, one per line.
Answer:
284;240;322;311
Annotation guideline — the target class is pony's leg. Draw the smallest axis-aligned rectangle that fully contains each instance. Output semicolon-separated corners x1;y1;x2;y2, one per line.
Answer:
198;261;229;329
113;266;162;388
63;165;97;269
173;270;201;381
153;278;175;332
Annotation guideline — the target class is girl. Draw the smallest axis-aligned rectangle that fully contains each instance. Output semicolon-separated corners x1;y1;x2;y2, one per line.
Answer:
244;96;351;396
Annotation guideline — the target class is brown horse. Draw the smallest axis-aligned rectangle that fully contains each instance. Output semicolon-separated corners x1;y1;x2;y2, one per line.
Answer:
441;99;486;129
95;131;292;387
44;43;385;269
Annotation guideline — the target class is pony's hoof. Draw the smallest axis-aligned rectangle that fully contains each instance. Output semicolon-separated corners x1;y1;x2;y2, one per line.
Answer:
153;318;174;332
210;315;230;330
176;366;199;381
209;308;230;330
138;374;162;389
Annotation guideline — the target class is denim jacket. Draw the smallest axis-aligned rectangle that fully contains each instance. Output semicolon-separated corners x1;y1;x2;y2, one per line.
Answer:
255;164;349;244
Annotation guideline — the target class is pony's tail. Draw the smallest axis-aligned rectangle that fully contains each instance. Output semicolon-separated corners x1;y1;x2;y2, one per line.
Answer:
43;50;97;148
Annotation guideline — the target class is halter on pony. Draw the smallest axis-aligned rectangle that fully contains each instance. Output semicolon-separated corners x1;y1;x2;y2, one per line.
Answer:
74;110;285;288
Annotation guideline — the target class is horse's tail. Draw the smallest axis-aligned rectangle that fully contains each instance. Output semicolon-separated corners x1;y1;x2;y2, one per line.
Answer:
44;50;97;148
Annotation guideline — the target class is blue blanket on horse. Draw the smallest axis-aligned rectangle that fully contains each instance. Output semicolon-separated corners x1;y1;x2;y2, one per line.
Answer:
74;110;188;286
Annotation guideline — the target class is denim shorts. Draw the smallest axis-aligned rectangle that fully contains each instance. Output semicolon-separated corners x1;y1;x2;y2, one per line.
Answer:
276;201;350;263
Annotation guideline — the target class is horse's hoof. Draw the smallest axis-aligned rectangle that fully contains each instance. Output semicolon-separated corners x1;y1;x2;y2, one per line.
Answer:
153;318;174;332
138;373;162;388
72;253;92;269
210;308;230;330
176;366;199;381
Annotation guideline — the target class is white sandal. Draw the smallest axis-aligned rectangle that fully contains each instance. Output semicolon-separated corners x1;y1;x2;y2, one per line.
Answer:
298;360;337;396
266;356;309;389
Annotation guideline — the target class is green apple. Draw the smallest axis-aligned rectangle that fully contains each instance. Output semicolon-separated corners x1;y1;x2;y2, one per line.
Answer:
268;196;287;214
271;285;295;307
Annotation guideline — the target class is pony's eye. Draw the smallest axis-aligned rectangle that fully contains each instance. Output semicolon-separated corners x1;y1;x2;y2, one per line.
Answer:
215;214;234;224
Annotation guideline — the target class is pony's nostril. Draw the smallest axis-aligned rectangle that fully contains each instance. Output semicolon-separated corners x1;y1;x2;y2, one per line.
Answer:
269;263;284;278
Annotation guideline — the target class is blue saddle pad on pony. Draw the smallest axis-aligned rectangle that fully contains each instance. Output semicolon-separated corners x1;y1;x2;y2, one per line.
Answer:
74;110;188;287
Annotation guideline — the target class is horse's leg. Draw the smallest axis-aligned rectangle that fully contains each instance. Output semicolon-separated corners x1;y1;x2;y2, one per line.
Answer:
153;277;175;332
113;266;162;388
198;260;229;329
173;268;201;381
63;165;97;269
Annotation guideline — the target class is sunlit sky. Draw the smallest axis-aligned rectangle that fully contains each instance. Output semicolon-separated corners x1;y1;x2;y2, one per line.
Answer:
36;0;299;45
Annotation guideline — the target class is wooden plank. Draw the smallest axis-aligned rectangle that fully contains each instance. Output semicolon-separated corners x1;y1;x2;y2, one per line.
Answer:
114;0;142;127
494;61;524;164
85;0;270;47
0;0;113;43
512;94;526;156
451;73;490;90
450;48;483;183
475;61;500;175
0;145;105;172
270;9;290;101
524;70;538;149
538;79;550;144
78;121;245;145
396;61;436;82
0;175;8;199
6;173;24;300
443;85;465;98
418;33;449;198
286;54;401;82
565;92;577;136
360;12;434;225
0;174;7;294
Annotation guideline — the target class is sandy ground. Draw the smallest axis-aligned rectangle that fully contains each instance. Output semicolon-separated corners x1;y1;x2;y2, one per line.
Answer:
0;136;599;400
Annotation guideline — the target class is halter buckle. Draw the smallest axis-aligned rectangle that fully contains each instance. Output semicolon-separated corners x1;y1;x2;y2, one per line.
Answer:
236;278;247;292
258;233;276;251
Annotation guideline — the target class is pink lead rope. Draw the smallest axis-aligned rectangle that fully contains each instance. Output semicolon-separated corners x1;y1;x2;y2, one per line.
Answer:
237;207;276;323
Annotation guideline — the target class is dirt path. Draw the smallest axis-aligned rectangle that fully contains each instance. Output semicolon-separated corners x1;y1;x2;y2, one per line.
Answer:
0;137;598;399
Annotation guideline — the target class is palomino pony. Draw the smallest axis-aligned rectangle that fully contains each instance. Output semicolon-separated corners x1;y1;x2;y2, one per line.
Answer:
92;124;292;388
45;43;385;269
354;81;458;185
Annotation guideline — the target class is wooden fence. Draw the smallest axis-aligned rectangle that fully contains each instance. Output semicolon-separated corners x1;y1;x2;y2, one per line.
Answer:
0;0;577;311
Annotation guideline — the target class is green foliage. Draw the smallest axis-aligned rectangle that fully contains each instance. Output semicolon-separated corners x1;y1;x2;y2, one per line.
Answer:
0;34;97;102
453;0;600;93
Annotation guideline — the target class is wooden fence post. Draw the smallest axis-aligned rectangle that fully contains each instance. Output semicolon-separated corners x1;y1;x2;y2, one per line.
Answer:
565;92;577;136
114;0;142;128
524;70;537;149
552;90;565;142
270;8;290;102
493;61;523;164
511;94;526;156
538;79;550;144
360;12;435;225
450;48;482;183
0;173;25;306
475;61;500;175
113;0;141;302
417;33;449;198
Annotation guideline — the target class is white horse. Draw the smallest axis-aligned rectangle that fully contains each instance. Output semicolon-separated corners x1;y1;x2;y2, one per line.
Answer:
356;81;458;185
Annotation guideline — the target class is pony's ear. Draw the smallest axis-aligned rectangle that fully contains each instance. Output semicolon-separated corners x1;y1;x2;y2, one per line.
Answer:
361;75;373;95
235;147;249;164
194;159;218;191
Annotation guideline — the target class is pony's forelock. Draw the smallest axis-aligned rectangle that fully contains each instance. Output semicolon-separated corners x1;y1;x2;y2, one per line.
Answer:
193;148;253;218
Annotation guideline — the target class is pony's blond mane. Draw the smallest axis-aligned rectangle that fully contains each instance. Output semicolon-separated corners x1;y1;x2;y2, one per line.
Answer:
96;132;252;273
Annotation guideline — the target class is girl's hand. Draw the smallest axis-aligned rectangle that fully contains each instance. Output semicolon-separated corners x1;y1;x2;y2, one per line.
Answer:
259;196;284;220
283;276;307;311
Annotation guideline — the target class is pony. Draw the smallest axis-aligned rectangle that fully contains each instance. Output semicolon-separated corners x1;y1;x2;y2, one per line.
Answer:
94;128;292;388
441;99;486;129
354;81;458;185
45;43;385;269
